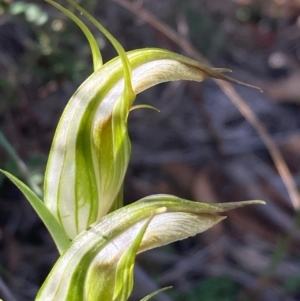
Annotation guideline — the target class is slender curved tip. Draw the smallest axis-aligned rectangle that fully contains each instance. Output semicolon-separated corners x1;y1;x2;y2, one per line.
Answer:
247;200;266;205
212;68;263;92
232;200;266;206
222;76;263;92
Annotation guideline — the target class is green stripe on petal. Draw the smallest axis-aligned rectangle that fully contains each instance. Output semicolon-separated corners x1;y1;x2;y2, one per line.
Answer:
112;210;161;301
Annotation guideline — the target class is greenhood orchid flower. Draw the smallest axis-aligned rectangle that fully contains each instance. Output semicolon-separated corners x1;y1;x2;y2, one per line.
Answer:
44;47;261;239
0;1;264;300
36;195;264;301
42;0;261;240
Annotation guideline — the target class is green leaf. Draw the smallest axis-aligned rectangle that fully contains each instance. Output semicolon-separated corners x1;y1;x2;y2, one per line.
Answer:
35;195;264;300
0;169;70;254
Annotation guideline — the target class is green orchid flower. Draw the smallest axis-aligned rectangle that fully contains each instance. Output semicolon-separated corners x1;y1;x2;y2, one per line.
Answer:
43;0;261;240
36;195;263;301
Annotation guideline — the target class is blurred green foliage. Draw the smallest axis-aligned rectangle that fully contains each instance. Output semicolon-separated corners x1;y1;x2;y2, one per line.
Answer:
186;9;228;59
9;1;48;26
0;0;93;101
284;274;300;295
169;277;241;301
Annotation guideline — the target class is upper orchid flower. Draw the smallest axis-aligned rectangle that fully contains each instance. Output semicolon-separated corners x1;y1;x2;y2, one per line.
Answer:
42;0;261;239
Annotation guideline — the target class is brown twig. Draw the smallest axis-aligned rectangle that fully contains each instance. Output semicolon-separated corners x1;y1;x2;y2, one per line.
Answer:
113;0;300;210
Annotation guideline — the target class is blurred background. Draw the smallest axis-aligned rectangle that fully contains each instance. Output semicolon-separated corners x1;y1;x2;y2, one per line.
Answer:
1;0;300;300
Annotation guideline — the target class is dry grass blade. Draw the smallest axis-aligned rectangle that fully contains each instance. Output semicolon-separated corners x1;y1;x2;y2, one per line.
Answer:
113;0;300;210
